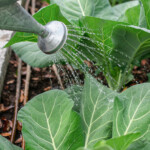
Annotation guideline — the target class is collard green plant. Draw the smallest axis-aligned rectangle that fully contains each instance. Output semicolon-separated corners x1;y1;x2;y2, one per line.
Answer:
80;75;117;148
113;83;150;149
2;75;150;149
79;17;150;91
108;25;150;90
17;75;117;149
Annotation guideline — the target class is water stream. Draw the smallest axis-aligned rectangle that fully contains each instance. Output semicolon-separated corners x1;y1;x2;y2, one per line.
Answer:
47;24;130;94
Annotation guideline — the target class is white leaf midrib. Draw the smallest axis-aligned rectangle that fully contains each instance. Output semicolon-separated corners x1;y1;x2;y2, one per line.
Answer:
77;0;85;16
84;92;101;148
42;96;57;150
84;82;103;148
124;88;150;135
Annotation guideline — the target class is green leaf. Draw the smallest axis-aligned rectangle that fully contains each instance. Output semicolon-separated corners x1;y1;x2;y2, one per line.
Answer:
139;1;147;28
79;16;125;64
6;4;70;47
119;5;140;26
11;42;66;68
113;1;139;21
81;75;117;148
113;83;150;146
0;135;22;150
51;0;114;24
109;25;150;90
95;133;140;150
141;0;150;29
18;90;84;150
77;145;114;150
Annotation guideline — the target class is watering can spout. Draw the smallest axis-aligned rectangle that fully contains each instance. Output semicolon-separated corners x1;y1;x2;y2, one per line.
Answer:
0;1;68;54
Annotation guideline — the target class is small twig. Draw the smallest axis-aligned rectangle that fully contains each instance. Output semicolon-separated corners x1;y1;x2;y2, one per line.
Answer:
23;65;31;105
22;138;25;150
31;0;36;15
10;58;22;143
52;64;64;90
25;0;30;10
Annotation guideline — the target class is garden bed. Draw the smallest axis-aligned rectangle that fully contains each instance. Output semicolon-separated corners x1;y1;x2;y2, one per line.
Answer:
1;0;150;149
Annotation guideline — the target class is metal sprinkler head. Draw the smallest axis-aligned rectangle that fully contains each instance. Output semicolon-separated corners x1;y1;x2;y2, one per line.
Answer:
38;21;68;54
0;0;68;54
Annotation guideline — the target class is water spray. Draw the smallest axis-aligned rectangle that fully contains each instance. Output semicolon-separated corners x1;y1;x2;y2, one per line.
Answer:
0;0;68;54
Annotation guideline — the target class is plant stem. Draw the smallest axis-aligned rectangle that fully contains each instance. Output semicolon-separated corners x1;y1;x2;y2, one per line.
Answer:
23;65;31;105
11;58;22;143
52;64;64;90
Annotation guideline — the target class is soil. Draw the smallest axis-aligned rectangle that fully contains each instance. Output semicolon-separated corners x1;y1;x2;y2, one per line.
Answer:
1;0;150;148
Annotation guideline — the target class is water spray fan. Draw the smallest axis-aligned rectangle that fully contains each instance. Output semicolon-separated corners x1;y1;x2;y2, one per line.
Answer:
0;0;68;54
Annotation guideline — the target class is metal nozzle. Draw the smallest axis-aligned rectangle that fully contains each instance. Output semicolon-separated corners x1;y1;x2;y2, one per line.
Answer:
0;1;68;54
37;21;68;54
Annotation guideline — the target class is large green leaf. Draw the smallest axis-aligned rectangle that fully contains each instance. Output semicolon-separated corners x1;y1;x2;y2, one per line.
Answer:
109;25;150;90
81;75;117;148
79;16;125;63
113;83;150;147
6;4;70;47
51;0;114;23
18;90;84;150
95;133;140;150
11;42;66;68
0;135;22;150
